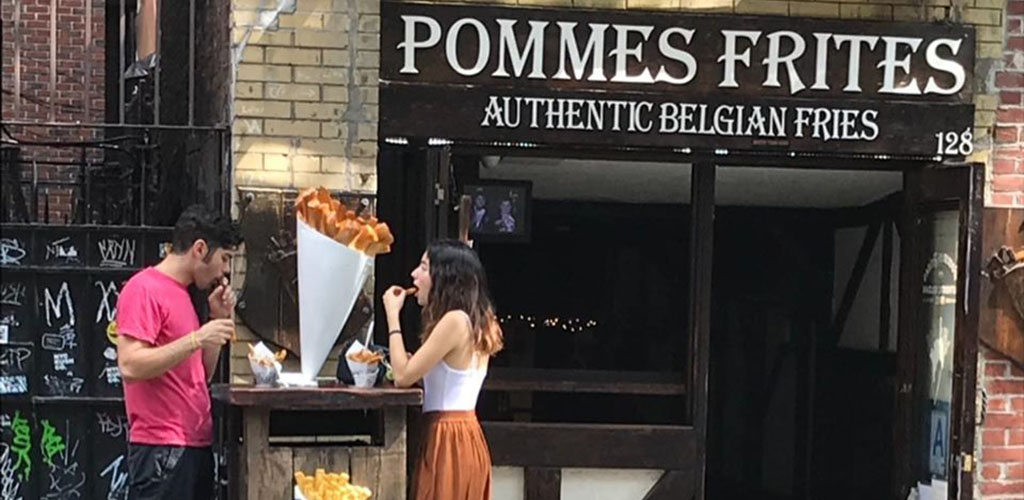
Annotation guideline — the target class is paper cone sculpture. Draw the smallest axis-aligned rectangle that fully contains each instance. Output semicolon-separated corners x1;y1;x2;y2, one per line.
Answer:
294;187;395;381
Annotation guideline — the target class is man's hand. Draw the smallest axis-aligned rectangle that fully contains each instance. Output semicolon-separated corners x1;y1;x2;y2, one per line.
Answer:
208;277;235;320
196;319;234;349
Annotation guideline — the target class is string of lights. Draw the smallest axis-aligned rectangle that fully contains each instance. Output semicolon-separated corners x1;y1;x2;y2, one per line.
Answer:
498;314;599;333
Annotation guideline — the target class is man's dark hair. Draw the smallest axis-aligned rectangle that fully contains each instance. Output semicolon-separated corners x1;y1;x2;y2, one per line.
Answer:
171;205;242;256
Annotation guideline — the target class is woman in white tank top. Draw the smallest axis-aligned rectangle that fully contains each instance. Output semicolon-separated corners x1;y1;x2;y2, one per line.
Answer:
382;239;504;500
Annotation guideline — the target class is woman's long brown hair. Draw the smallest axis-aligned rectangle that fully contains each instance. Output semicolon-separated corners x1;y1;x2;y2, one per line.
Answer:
420;239;503;356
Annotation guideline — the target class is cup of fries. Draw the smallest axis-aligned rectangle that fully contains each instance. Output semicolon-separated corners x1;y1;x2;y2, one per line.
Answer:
294;469;372;500
247;341;286;387
294;187;395;381
342;340;382;388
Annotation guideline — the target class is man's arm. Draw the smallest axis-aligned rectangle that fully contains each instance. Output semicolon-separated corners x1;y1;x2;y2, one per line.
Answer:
202;344;221;382
118;334;198;382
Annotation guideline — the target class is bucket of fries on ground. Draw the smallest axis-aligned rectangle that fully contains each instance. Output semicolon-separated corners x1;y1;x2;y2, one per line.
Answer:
294;187;394;382
294;469;372;500
247;341;286;387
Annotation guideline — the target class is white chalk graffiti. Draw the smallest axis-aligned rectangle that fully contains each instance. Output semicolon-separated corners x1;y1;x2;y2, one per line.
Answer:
43;375;84;395
41;326;77;352
100;455;129;500
0;315;19;344
97;238;136;268
99;366;122;386
103;347;117;361
0;284;26;307
42;429;85;500
0;239;26;266
0;443;23;500
96;413;130;439
94;281;119;324
0;376;27;395
45;237;79;262
43;282;75;328
0;347;31;370
53;353;75;372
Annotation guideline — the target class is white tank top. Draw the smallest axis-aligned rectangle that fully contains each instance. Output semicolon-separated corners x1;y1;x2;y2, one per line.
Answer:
422;353;487;412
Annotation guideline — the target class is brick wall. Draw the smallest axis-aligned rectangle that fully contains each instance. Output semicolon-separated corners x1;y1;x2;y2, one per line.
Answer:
231;0;379;193
978;347;1024;498
1;0;106;222
991;0;1023;208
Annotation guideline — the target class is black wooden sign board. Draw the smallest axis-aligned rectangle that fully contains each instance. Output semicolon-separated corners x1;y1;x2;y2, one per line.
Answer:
380;2;976;157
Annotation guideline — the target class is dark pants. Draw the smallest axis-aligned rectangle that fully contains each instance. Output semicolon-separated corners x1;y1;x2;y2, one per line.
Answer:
127;444;213;500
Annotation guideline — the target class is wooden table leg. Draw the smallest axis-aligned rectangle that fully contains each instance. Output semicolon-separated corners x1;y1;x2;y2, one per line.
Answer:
379;407;408;500
242;408;292;500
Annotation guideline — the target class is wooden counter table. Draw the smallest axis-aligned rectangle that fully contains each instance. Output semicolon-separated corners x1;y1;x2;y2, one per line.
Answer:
212;384;423;500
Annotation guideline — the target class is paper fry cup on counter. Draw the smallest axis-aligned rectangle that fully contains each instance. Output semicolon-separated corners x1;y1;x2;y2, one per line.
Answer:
344;340;381;388
247;341;282;387
297;218;372;381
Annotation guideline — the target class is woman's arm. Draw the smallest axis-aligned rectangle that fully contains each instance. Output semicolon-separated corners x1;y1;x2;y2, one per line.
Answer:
387;311;466;388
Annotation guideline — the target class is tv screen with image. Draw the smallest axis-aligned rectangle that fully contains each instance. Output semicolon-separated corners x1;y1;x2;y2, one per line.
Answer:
463;181;532;243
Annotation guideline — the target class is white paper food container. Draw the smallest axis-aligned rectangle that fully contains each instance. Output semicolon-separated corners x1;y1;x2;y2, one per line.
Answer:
297;219;372;380
345;340;380;388
247;341;281;387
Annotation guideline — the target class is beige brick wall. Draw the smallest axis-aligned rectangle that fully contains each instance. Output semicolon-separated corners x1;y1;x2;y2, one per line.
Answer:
231;0;379;195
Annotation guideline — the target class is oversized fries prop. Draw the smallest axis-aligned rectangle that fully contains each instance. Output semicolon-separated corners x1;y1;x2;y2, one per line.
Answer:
294;187;388;380
294;470;372;500
295;187;394;256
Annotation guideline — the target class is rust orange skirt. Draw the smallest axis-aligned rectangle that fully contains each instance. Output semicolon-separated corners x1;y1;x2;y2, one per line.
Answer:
413;411;492;500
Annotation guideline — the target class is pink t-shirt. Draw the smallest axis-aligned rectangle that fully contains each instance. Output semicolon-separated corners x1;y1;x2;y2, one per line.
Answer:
116;267;212;447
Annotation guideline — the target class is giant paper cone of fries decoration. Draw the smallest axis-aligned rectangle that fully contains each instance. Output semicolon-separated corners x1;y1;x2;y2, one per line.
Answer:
295;188;394;380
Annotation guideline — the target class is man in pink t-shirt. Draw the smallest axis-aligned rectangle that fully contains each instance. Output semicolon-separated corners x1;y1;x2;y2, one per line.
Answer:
116;205;241;500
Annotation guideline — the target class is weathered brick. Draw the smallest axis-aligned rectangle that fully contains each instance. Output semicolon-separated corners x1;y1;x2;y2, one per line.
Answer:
293;172;350;190
236;99;292;118
265;47;322;65
294;66;347;84
240;45;264;63
323;13;350;31
233;118;264;136
235;152;263;171
264;153;291;171
300;138;348;156
280;12;324;30
295;102;347;120
355;0;380;14
680;0;732;11
296;30;347;48
976;25;1006;43
626;0;680;10
292;155;321;172
840;4;892;20
249;29;295;47
322;155;349;173
237;63;292;82
518;0;574;6
790;2;840;17
323;85;349;102
963;7;1002;26
236;137;298;155
979;42;1005;59
266;82;321;101
734;0;788;15
572;0;627;8
893;6;946;21
355;50;379;68
975;94;1000;111
358;14;380;32
264;119;322;137
323;49;350;67
356;33;379;50
355;68;378;86
236;82;264;99
322;122;348;138
295;0;337;12
236;170;294;188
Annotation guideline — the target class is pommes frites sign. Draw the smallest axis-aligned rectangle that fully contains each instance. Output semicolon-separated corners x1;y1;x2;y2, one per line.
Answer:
380;2;976;157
